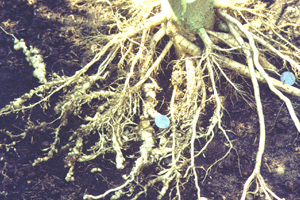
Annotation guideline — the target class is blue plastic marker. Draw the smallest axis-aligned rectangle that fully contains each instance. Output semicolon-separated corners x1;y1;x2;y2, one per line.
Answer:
280;71;296;86
155;115;170;129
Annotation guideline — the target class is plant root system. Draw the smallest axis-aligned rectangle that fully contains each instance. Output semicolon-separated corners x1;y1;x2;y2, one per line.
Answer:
1;0;300;199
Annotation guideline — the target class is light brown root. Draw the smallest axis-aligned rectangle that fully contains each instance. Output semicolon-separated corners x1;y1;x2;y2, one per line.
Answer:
172;24;300;98
84;83;158;200
218;56;300;97
219;9;300;132
218;9;300;200
208;30;279;73
0;12;167;117
133;40;173;90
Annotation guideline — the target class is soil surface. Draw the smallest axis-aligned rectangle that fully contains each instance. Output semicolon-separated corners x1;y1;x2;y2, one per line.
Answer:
1;0;300;200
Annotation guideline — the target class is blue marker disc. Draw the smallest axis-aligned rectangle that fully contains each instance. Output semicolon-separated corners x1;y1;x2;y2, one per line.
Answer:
280;71;296;86
155;115;170;129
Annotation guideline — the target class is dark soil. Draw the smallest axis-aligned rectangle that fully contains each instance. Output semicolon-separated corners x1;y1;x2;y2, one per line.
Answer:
1;0;300;199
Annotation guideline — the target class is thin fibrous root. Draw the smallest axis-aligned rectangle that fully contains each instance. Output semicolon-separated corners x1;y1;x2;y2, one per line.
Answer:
218;9;297;200
133;40;173;90
218;55;300;97
235;10;300;76
218;9;300;132
141;23;167;75
207;30;279;73
174;26;300;98
83;81;163;200
0;13;167;117
224;15;268;200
